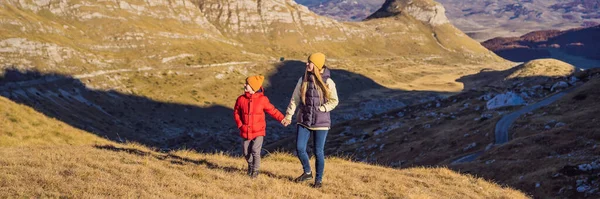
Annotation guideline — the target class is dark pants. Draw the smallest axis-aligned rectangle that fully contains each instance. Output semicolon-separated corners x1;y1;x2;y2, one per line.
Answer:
296;125;328;182
243;136;264;172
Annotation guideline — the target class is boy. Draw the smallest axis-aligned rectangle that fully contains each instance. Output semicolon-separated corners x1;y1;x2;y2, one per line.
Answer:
233;75;284;178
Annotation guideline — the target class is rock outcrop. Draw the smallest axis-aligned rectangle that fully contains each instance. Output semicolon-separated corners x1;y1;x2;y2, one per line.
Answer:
486;92;526;110
0;0;501;73
367;0;449;26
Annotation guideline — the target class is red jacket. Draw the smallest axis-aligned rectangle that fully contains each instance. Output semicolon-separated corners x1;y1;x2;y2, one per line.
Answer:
234;89;284;140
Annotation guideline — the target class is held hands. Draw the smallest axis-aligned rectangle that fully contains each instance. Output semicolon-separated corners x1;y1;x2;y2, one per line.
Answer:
280;107;326;127
318;106;326;112
281;119;291;127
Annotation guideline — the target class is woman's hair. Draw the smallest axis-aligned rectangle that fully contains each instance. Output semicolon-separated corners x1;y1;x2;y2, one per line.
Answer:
300;65;331;105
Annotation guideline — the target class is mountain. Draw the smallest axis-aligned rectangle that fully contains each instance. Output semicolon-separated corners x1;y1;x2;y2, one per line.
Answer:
0;0;508;153
482;25;600;69
436;0;600;41
1;0;596;197
294;0;600;41
265;61;600;198
0;0;243;73
1;0;500;74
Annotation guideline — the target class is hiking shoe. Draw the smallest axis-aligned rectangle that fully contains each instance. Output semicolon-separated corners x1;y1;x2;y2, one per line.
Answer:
247;166;253;176
250;171;259;178
294;172;313;182
312;181;322;188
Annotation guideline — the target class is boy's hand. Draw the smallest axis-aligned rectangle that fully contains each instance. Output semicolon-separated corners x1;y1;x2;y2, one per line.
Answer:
281;119;291;127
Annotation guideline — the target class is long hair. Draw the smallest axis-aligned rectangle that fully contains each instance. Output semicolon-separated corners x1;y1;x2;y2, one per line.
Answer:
300;66;331;105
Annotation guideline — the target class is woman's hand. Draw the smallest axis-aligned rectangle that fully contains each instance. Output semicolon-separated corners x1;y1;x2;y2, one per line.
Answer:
281;119;291;127
318;106;326;112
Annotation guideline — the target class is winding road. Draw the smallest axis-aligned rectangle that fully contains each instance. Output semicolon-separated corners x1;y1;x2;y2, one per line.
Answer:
452;86;578;164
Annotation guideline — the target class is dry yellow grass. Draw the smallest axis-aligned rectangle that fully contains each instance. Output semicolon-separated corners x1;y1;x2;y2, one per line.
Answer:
0;144;529;198
0;96;108;146
507;58;575;79
0;95;529;198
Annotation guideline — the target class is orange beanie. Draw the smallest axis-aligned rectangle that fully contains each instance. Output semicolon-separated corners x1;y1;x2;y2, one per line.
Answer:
246;75;265;92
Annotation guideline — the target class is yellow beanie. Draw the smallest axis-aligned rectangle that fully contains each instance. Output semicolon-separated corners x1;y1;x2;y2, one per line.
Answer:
246;75;265;92
308;52;326;70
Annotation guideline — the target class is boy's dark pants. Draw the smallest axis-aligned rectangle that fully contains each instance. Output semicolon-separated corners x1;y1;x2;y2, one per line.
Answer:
243;136;264;172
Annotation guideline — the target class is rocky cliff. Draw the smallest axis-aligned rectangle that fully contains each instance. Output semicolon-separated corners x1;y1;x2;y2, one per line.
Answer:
0;0;502;74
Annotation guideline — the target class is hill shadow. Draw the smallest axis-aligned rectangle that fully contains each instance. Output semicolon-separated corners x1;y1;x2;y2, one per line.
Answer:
1;61;451;155
456;62;589;93
494;47;600;70
262;60;451;151
0;68;236;152
306;61;593;167
455;65;525;91
265;60;392;107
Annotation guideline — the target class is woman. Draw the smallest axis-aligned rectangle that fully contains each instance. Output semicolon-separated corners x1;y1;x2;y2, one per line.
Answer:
281;52;339;188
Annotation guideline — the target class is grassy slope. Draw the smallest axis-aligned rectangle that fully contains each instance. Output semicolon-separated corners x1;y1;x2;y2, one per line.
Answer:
0;0;249;73
0;96;528;198
0;96;108;146
1;0;508;75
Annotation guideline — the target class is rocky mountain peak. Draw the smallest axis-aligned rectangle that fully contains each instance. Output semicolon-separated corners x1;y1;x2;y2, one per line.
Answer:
195;0;339;34
366;0;449;26
0;0;499;74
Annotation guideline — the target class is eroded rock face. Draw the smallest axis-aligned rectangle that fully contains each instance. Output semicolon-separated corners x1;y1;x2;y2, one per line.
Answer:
11;0;216;27
1;0;237;72
1;0;496;73
367;0;449;26
404;2;449;26
198;0;340;33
